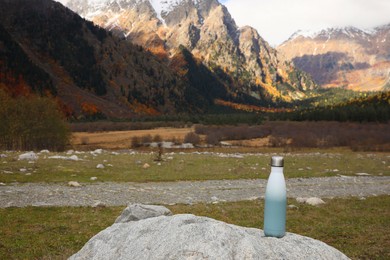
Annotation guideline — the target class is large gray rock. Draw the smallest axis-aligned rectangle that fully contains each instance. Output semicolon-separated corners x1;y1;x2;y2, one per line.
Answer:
114;204;172;223
70;211;349;259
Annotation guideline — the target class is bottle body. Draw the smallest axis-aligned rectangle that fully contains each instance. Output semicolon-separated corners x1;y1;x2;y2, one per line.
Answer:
264;166;286;238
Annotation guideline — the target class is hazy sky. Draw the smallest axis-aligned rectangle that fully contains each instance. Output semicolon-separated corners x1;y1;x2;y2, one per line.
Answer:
221;0;390;46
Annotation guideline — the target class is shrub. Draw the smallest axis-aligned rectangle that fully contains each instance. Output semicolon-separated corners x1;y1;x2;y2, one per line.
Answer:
131;136;142;148
205;132;221;145
184;132;201;145
0;90;70;151
153;134;163;142
141;134;152;144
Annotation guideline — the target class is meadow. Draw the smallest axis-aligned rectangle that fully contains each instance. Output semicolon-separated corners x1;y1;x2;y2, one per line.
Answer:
0;148;389;184
0;121;389;259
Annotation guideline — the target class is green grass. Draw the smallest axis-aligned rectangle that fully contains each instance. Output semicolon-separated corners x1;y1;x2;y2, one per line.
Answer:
0;196;388;259
0;149;389;183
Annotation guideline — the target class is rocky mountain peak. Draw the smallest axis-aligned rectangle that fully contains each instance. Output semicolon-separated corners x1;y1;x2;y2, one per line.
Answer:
277;24;390;91
60;0;317;104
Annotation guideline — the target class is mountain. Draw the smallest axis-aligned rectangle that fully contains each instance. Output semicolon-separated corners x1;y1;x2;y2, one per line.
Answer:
0;0;210;119
277;25;390;91
59;0;317;103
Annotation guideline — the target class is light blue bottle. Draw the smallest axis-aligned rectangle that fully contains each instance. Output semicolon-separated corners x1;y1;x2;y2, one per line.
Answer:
264;156;286;238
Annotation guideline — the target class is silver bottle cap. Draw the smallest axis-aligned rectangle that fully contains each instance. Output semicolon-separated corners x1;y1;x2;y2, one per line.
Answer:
271;156;284;167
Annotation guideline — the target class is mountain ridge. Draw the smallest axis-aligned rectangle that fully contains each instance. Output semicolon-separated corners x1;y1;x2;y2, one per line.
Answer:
60;0;317;103
278;24;390;91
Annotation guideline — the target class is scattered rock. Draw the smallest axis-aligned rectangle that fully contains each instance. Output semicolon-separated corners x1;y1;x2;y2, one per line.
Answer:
69;155;79;161
296;197;325;206
90;177;98;181
92;201;106;208
19;168;27;172
71;213;349;260
92;149;103;154
0;154;8;158
3;170;13;174
66;150;74;155
305;197;326;206
48;155;79;161
142;163;150;169
40;150;50;153
180;143;194;149
355;173;371;176
296;197;307;203
114;204;172;223
0;182;6;186
25;173;32;176
288;204;299;209
18;152;38;161
68;181;81;187
96;164;105;169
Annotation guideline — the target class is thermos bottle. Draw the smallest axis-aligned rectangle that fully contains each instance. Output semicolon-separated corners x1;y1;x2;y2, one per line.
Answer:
264;156;286;238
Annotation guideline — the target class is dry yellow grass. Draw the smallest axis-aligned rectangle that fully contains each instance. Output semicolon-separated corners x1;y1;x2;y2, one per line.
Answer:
72;127;195;149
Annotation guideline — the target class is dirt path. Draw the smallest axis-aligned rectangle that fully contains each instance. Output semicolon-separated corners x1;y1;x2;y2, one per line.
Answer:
1;176;389;207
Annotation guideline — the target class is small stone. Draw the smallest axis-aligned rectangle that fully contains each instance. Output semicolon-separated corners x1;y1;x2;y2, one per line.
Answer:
115;204;172;223
90;177;98;181
296;197;307;203
92;149;103;154
66;150;74;155
333;169;339;172
92;201;106;208
40;150;50;153
142;163;150;169
355;173;370;176
25;173;32;176
0;154;8;158
288;204;299;209
211;196;218;202
359;197;366;200
19;168;27;172
0;182;6;186
69;155;79;161
68;181;81;187
18;152;38;161
305;197;326;206
96;164;105;169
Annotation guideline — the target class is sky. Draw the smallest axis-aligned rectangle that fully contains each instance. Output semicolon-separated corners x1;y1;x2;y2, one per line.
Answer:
221;0;390;46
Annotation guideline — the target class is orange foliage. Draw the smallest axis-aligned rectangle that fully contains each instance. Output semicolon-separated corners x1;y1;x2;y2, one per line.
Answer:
81;102;99;116
169;52;189;77
214;99;292;113
129;100;160;116
0;70;31;97
148;45;169;61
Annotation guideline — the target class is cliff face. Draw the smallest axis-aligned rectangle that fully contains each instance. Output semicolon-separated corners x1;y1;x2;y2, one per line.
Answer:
61;0;317;103
278;25;390;91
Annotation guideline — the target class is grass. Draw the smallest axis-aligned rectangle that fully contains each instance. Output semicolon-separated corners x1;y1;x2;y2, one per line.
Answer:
0;196;388;259
0;149;389;183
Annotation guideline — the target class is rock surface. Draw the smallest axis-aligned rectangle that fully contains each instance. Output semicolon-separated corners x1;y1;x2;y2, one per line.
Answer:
115;204;172;223
70;211;350;260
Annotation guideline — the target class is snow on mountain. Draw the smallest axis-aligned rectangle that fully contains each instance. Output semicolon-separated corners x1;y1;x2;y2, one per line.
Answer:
287;26;373;43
